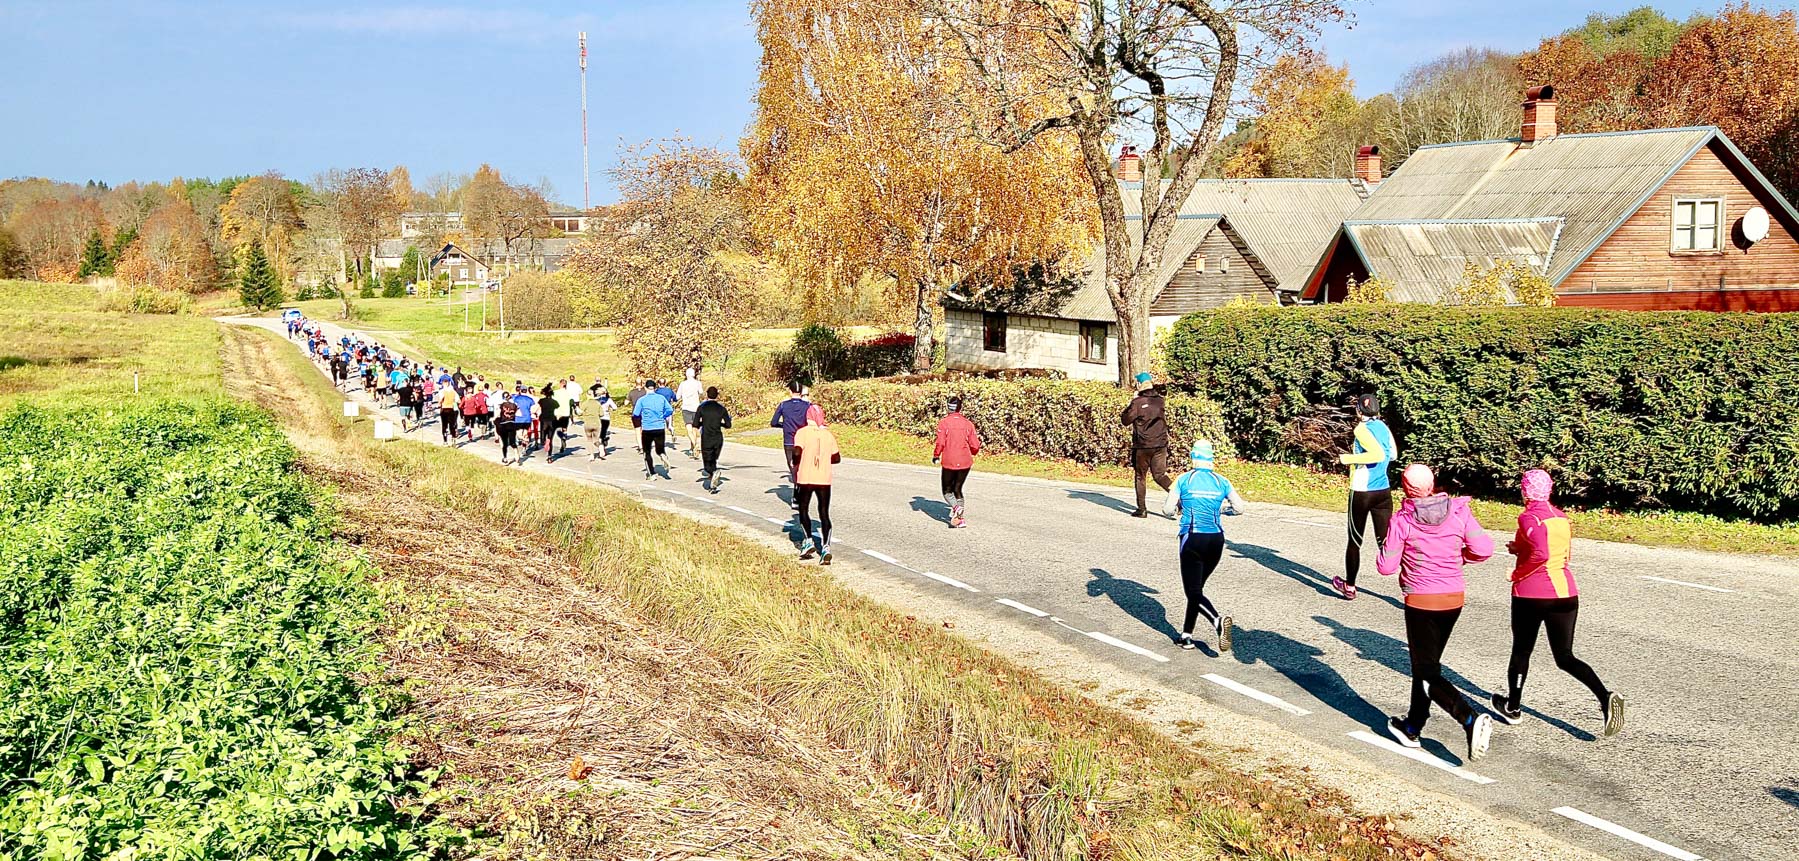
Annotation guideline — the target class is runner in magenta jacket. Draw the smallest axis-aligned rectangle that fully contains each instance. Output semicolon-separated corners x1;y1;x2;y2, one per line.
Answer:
1494;469;1624;736
1376;463;1496;760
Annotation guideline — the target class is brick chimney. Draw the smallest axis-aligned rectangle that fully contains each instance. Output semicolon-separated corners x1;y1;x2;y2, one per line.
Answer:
1521;85;1557;145
1354;145;1382;185
1116;145;1142;182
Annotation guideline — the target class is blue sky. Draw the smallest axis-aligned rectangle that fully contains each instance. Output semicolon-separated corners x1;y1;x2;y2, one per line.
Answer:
0;0;1715;204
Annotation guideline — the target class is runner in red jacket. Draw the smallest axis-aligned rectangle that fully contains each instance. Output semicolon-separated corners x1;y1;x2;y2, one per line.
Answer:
932;395;982;528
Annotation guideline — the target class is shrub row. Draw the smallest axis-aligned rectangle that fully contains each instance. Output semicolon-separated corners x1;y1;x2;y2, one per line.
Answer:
1162;304;1799;518
813;377;1231;467
0;402;452;859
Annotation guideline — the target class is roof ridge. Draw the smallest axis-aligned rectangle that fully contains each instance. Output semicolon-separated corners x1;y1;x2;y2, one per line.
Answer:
1412;125;1718;152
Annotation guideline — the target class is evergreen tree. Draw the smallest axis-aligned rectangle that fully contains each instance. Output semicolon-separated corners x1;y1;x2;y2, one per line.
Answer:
237;240;282;310
398;245;421;284
77;229;109;279
380;269;405;298
108;227;137;274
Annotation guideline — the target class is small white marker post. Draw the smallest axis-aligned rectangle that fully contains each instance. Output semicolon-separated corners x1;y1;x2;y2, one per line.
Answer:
343;401;359;417
133;372;139;393
374;419;395;441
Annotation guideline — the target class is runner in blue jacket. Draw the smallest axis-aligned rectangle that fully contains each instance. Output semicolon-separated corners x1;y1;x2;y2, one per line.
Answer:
633;380;675;478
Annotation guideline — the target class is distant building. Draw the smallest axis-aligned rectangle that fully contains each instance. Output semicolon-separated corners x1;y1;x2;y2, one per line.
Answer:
397;210;592;239
1303;86;1799;311
944;173;1368;380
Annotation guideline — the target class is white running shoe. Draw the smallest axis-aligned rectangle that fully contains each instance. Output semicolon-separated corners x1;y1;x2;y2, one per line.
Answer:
1468;713;1493;761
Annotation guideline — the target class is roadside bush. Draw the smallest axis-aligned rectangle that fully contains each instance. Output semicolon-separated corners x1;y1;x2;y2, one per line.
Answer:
96;284;190;315
0;402;454;859
814;378;1231;467
1162;304;1799;518
485;270;573;330
780;325;917;384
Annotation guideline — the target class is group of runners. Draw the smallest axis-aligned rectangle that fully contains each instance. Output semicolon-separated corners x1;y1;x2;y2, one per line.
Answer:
1119;371;1625;761
289;313;1623;762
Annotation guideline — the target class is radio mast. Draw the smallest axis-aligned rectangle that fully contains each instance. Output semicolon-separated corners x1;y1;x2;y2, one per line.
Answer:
579;31;589;212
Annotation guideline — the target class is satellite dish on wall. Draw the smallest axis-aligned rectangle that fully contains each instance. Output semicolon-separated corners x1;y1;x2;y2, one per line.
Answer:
1743;206;1771;244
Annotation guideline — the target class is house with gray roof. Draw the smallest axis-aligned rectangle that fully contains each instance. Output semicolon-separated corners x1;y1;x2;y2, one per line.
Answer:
945;172;1369;380
1303;86;1799;310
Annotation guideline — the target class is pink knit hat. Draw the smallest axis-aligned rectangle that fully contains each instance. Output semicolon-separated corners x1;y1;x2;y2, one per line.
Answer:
805;403;827;426
1401;463;1435;499
1522;469;1553;502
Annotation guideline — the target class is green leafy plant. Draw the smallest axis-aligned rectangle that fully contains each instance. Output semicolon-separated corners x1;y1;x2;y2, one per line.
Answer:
0;401;461;859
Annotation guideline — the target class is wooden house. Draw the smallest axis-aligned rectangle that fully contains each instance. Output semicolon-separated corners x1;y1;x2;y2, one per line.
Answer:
1303;86;1799;310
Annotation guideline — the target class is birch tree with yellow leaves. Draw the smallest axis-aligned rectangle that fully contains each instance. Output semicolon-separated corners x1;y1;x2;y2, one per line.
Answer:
745;0;1093;370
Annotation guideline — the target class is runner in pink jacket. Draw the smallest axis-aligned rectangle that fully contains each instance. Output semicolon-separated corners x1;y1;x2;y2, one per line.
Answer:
1493;469;1624;737
1375;463;1496;760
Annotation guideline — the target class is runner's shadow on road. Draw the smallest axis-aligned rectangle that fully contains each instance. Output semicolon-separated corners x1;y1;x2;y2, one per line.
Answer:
1227;626;1393;732
1227;542;1403;611
1771;784;1799;809
1067;490;1138;515
910;496;952;525
1313;615;1596;742
1086;568;1179;643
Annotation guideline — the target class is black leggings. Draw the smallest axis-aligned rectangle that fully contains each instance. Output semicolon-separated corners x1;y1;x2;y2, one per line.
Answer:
1345;489;1393;586
941;467;970;509
1507;596;1609;709
1178;531;1225;635
797;484;832;549
498;422;520;459
439;408;457;441
702;442;722;476
642;428;666;473
1403;604;1476;730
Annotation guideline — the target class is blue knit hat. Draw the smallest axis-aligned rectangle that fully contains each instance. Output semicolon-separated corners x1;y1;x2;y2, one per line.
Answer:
1189;439;1215;469
1134;371;1153;385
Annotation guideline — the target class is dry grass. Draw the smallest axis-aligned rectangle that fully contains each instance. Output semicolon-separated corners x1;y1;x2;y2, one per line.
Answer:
225;322;1463;861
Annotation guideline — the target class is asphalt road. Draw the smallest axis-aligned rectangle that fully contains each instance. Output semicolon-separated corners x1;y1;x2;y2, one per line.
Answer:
244;317;1798;861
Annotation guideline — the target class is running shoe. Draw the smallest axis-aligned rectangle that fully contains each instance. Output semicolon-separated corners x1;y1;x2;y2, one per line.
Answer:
1330;577;1358;601
1177;634;1196;650
1217;616;1233;654
799;542;817;560
1468;713;1494;761
820;548;832;565
1130;509;1149;518
1489;693;1524;726
1602;692;1625;738
1386;716;1421;749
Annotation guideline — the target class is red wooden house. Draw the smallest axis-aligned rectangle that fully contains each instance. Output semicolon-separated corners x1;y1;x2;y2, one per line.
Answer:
1302;86;1799;311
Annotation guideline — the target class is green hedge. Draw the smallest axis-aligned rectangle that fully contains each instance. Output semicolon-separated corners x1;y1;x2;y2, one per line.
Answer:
1162;304;1799;518
0;402;455;859
813;378;1232;467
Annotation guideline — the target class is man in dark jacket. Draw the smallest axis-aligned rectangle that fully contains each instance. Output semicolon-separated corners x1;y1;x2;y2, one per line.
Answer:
1121;371;1173;517
769;381;811;489
695;386;733;493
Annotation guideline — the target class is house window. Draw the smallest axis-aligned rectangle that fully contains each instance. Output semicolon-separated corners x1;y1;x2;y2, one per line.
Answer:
1192;255;1206;273
1219;255;1230;273
1673;198;1724;251
982;312;1008;353
1079;322;1108;364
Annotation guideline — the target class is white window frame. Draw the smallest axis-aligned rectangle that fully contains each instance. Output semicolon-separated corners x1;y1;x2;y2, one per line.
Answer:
1671;197;1724;253
1079;322;1108;364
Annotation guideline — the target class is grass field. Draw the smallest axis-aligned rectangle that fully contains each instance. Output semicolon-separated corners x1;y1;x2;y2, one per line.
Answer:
0;279;221;406
733;420;1799;556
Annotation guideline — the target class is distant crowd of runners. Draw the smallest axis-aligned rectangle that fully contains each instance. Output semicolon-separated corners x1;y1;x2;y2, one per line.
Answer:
287;314;1624;763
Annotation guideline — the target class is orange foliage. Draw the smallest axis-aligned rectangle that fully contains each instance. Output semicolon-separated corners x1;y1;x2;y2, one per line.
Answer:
1518;3;1799;198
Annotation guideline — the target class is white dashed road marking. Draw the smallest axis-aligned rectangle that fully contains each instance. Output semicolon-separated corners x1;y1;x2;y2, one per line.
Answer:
1347;730;1496;785
1552;807;1703;861
1639;575;1734;594
1201;673;1311;716
1084;630;1172;663
995;598;1050;617
726;505;755;515
861;549;906;568
919;571;979;592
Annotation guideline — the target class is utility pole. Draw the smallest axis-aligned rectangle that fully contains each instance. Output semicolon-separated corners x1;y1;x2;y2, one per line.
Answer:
580;31;590;213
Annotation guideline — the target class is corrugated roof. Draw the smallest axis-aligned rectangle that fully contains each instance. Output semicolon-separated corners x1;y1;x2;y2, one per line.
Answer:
1122;179;1366;290
1344;218;1562;302
1352;127;1714;284
957;178;1362;319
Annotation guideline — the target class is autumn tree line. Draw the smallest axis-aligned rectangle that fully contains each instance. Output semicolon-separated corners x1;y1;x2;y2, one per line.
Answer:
0;165;557;306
